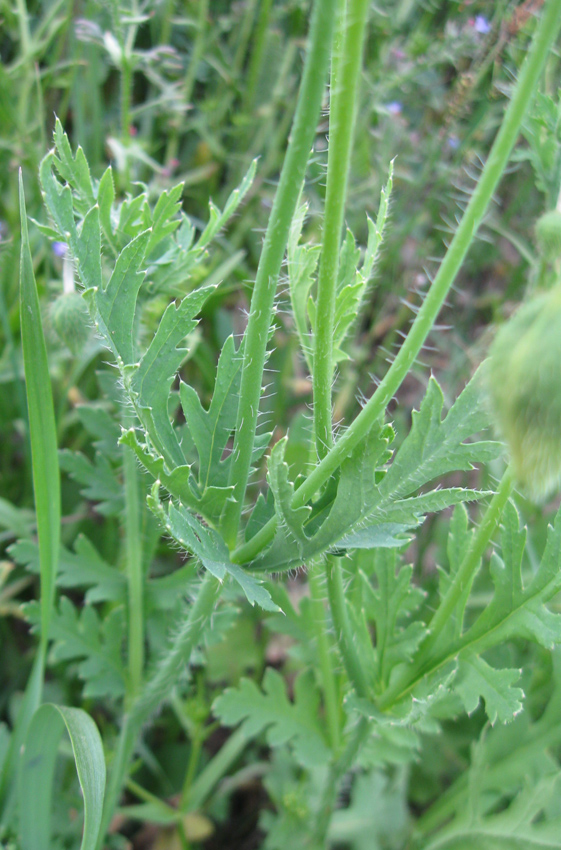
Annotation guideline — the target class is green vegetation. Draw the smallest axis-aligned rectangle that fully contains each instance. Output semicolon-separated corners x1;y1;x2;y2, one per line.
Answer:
3;1;561;848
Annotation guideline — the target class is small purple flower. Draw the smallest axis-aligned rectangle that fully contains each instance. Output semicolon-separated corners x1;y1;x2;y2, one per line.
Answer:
473;15;491;34
448;135;460;150
386;101;403;116
52;241;68;257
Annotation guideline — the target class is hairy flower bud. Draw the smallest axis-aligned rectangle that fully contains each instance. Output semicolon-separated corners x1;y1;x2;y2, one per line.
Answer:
488;285;561;501
535;210;561;262
51;292;91;354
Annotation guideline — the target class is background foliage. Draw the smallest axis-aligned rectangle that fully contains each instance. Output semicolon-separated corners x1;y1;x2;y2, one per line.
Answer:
2;1;561;848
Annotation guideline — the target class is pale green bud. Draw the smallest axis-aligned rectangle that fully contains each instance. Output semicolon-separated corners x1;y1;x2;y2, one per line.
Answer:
535;210;561;262
51;292;91;354
488;285;561;501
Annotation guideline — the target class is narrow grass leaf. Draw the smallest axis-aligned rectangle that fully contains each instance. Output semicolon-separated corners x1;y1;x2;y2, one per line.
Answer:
19;703;106;850
19;170;60;645
0;175;63;819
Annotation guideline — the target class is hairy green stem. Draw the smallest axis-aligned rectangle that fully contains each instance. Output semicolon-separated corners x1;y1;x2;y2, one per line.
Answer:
124;445;144;700
326;556;370;698
313;0;369;461
232;0;561;563
308;563;341;751
96;572;222;847
231;513;276;563
221;0;338;546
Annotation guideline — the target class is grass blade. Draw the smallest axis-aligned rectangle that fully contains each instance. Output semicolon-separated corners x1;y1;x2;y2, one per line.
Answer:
0;173;63;820
19;169;60;647
19;704;106;850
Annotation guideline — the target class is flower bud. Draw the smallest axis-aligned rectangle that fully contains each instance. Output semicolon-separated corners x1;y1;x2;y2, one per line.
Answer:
535;210;561;262
488;285;561;501
50;292;91;354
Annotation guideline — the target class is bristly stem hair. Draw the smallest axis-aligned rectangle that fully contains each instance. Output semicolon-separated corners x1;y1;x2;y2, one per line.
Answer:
220;0;338;548
313;0;370;462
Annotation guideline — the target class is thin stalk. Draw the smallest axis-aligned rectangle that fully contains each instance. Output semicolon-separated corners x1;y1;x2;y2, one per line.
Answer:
96;572;223;848
124;444;144;700
232;0;561;563
313;0;369;461
125;777;178;814
307;563;341;751
231;509;278;563
185;726;248;812
179;727;205;809
221;0;338;547
326;556;370;699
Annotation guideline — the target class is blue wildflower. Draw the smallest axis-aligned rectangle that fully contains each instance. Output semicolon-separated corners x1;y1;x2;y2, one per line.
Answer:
474;15;491;34
52;241;68;257
386;101;402;116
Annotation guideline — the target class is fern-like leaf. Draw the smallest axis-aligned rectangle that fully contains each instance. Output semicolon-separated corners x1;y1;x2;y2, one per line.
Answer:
25;597;126;699
213;668;330;768
148;485;280;612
